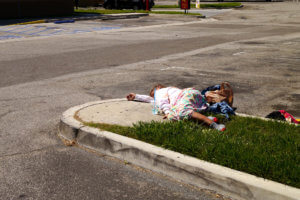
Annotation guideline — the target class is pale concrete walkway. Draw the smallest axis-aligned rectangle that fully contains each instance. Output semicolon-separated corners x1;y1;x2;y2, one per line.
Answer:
76;99;164;126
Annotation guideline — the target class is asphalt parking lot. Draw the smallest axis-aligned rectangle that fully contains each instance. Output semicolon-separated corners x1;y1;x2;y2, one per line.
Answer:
0;21;122;40
0;9;231;41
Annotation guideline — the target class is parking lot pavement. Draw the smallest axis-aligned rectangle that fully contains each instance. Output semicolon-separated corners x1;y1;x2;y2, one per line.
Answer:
0;8;231;41
0;21;122;41
190;9;233;18
0;17;186;41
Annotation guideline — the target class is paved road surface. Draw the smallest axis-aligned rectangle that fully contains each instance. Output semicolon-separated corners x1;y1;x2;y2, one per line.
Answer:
0;22;121;40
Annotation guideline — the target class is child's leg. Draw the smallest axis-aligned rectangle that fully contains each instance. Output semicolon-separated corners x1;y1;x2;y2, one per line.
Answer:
191;111;226;131
191;111;213;125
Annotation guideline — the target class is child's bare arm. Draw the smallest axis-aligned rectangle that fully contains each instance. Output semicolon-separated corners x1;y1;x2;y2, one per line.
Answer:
126;93;153;103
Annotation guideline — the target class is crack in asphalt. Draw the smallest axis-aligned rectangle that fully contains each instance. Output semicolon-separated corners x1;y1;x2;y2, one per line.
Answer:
0;92;76;102
0;110;15;119
0;145;66;160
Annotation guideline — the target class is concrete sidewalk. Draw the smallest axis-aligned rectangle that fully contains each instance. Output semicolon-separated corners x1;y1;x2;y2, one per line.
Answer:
59;99;300;200
75;99;164;126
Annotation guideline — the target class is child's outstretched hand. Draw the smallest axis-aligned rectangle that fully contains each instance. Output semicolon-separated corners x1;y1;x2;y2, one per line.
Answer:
126;93;136;101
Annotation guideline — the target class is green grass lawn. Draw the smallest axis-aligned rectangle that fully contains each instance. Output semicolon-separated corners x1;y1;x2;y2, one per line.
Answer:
75;9;138;14
153;2;242;9
86;115;300;188
75;9;202;16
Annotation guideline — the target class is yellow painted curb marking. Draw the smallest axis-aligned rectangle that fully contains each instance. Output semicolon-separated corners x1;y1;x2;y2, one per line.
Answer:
11;20;46;26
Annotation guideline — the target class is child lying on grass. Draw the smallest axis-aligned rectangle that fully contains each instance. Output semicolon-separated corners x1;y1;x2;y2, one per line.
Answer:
127;84;226;131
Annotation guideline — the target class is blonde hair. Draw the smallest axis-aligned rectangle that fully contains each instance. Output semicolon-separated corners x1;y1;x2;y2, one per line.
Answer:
149;84;165;96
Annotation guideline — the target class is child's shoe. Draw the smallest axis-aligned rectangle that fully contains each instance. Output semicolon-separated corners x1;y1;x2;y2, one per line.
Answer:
207;116;218;123
210;122;226;131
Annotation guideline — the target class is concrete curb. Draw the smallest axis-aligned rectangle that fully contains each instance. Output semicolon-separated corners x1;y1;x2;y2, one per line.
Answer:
52;13;149;22
58;99;300;200
236;113;299;125
12;20;47;25
234;5;244;9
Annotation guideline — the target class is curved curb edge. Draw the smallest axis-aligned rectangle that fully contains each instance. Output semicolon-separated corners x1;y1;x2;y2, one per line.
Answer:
58;99;300;200
234;5;244;9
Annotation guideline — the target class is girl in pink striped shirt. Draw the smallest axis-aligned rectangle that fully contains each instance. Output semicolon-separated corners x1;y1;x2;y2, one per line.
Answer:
127;84;225;131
